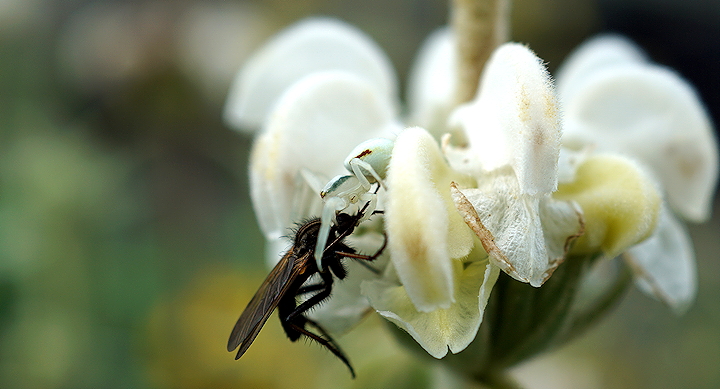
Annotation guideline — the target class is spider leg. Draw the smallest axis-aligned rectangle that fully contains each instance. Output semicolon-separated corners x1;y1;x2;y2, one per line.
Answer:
314;196;346;269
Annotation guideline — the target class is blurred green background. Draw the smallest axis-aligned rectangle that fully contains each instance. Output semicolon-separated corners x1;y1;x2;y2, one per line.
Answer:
0;0;717;388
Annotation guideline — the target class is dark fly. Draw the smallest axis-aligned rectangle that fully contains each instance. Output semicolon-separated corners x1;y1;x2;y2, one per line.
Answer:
227;201;385;378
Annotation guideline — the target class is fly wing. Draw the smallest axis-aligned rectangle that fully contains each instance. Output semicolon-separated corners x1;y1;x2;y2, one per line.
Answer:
227;251;302;359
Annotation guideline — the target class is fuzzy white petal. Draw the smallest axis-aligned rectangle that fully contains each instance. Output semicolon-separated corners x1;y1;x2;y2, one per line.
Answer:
539;197;586;277
556;35;647;104
625;206;697;314
557;147;590;185
452;177;583;287
554;153;662;258
385;128;474;312
362;260;500;358
224;17;398;131
249;131;284;243
449;43;561;195
249;71;398;264
562;63;718;222
406;27;456;136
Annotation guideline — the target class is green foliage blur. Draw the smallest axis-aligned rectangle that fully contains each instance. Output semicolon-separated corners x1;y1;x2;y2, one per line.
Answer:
0;1;717;388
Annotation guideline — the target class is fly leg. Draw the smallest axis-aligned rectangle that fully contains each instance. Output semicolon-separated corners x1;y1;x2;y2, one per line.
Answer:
279;271;356;377
287;269;334;320
276;269;333;341
295;282;325;296
285;315;356;378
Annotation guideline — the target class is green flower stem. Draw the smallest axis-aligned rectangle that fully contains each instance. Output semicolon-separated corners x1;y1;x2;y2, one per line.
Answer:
451;0;511;105
488;254;589;369
559;257;634;344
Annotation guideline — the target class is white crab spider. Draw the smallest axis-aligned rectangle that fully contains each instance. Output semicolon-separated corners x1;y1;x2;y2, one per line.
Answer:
313;137;394;268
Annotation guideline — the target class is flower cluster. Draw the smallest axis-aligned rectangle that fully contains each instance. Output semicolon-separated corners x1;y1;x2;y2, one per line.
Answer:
224;18;717;371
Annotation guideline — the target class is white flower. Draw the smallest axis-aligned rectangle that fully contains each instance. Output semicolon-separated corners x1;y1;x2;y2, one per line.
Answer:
556;35;718;313
224;18;716;362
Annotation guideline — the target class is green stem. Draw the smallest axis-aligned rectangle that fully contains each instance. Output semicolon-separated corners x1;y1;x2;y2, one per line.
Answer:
451;0;511;105
560;258;634;344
